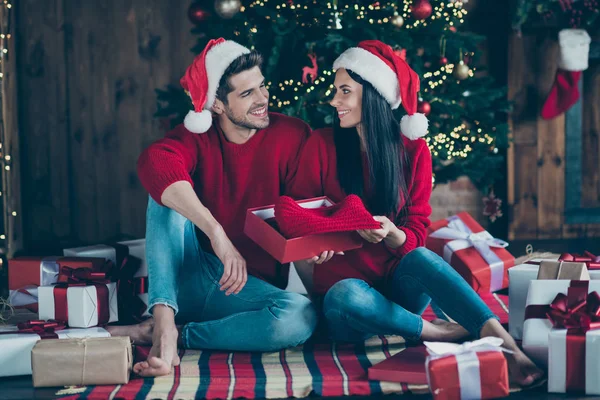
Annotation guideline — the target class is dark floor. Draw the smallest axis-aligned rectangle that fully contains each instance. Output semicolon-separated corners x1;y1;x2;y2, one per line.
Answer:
1;239;598;399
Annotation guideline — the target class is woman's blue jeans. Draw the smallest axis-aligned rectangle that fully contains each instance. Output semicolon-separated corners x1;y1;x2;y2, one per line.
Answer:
322;247;498;342
145;197;318;351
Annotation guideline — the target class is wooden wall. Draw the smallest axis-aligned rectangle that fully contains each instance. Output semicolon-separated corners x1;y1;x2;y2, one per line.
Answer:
507;32;600;240
17;1;196;249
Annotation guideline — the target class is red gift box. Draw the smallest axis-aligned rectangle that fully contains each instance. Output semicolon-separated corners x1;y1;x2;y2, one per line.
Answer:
244;197;363;264
8;256;107;290
427;349;509;400
426;212;514;293
368;346;428;384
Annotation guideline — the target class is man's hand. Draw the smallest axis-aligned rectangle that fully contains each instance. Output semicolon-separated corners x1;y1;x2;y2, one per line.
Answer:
210;229;247;295
304;250;344;265
357;216;394;243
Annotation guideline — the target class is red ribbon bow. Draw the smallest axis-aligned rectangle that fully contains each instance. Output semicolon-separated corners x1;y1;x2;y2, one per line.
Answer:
0;320;66;339
106;255;148;324
60;266;110;285
546;281;600;333
560;251;600;270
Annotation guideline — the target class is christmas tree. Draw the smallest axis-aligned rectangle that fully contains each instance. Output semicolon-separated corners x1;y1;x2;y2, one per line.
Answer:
156;0;511;195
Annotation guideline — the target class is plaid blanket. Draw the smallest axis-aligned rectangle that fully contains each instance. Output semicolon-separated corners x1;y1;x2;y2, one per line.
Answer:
56;293;509;400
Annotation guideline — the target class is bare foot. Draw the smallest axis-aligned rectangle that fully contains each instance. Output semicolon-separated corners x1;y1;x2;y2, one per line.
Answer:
132;305;181;377
106;318;154;345
479;318;544;387
420;318;470;341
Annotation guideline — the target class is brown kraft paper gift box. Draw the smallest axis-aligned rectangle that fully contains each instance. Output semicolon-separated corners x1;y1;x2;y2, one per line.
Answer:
536;260;590;280
31;336;132;387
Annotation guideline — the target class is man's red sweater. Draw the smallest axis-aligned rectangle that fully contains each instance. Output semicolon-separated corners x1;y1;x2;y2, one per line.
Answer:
290;128;433;295
137;113;311;288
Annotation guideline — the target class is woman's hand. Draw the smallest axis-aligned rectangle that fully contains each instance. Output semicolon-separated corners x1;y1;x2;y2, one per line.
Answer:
357;216;406;248
303;250;344;265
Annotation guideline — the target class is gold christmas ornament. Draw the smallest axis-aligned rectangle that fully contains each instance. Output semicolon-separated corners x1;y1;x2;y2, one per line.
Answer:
391;14;404;27
214;0;241;19
453;60;470;80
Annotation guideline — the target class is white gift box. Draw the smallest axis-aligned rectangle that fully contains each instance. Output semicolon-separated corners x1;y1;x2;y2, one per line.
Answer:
522;280;600;367
0;326;110;377
549;328;600;394
63;239;147;277
64;239;149;317
38;283;119;328
507;256;600;340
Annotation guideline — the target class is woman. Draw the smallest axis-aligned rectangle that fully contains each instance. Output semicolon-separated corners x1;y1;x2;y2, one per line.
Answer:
291;40;543;386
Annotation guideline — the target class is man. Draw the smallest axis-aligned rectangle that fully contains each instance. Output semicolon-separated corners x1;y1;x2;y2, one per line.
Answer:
108;38;317;377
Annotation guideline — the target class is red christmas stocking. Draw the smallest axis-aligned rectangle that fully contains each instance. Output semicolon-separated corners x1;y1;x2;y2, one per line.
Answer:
541;29;590;120
541;70;582;120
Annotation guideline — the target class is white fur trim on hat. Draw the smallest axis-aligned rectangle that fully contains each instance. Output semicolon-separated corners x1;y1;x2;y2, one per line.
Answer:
400;113;429;140
333;47;401;109
184;109;213;133
558;29;591;71
204;41;251;110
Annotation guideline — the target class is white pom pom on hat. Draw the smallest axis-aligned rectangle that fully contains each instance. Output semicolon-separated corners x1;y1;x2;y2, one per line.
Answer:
333;40;428;140
180;38;251;133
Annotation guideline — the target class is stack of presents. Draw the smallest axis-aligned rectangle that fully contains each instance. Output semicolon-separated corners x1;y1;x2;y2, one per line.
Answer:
2;196;600;398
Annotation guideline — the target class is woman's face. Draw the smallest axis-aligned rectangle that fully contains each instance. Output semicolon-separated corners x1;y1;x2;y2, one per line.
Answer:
330;68;363;129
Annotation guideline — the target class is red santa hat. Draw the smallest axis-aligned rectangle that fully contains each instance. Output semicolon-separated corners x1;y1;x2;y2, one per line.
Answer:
333;40;428;140
180;38;251;133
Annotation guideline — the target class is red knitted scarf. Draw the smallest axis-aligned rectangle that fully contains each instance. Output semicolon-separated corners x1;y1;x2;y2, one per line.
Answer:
274;195;381;239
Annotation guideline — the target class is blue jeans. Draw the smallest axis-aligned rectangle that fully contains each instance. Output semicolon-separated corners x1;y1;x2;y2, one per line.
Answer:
145;197;318;351
322;247;498;343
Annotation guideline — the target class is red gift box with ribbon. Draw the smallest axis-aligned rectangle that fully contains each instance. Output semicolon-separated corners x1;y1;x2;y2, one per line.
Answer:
425;338;510;400
426;212;514;293
37;267;119;328
8;256;108;311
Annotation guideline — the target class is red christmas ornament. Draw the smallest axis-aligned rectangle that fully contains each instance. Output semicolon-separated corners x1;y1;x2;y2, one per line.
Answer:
449;26;457;33
411;0;433;20
417;100;431;116
439;56;448;66
188;2;211;24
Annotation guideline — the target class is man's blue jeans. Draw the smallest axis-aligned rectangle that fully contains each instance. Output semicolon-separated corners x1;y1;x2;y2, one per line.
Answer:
322;247;498;342
145;197;318;351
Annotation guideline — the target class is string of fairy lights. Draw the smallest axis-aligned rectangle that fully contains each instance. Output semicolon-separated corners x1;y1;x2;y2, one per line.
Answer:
0;0;14;248
233;0;493;163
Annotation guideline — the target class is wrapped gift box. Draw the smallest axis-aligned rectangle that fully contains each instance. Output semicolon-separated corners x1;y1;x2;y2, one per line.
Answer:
38;283;118;328
522;280;600;367
426;212;514;294
509;254;600;340
549;328;600;394
424;338;509;400
368;346;428;384
32;336;132;387
8;257;107;309
244;197;363;264
63;239;149;319
0;322;110;377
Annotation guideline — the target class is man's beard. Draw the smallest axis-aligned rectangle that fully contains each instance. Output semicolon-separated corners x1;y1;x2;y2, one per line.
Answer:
224;105;270;130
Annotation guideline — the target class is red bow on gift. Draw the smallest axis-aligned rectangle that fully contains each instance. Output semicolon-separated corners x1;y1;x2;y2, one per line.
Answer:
60;266;110;285
546;281;600;332
0;319;66;339
106;256;148;324
560;251;600;270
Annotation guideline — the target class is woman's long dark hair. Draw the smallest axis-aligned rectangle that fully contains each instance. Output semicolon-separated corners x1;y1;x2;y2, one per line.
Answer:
333;70;410;224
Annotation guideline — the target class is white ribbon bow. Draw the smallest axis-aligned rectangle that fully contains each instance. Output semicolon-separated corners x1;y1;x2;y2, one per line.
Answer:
424;337;510;400
429;216;509;292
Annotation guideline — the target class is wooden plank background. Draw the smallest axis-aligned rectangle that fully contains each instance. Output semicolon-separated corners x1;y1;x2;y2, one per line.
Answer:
508;32;600;240
17;0;196;249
